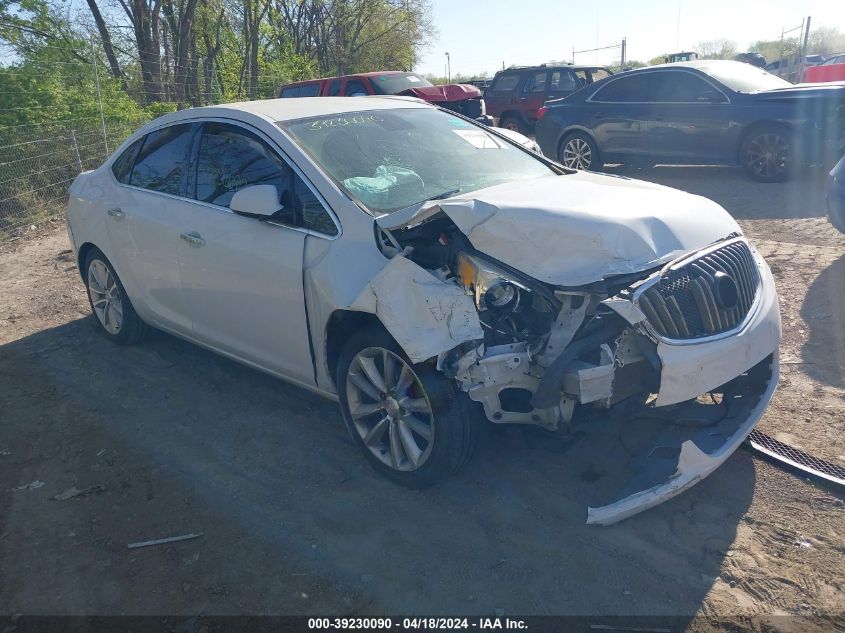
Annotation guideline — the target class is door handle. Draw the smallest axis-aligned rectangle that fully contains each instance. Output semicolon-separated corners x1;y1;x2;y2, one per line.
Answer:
106;207;124;220
180;231;205;248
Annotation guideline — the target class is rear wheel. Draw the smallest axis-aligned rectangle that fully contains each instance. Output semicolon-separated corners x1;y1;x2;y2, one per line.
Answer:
558;132;603;171
498;115;529;135
741;125;794;183
337;328;477;488
84;248;147;344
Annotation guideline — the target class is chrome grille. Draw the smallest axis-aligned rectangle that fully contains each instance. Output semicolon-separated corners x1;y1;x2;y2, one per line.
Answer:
638;241;760;340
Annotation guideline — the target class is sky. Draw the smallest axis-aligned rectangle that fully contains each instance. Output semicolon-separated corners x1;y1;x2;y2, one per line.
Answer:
415;0;845;77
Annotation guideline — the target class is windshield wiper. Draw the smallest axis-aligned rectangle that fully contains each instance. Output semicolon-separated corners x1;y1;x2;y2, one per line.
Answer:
424;187;461;202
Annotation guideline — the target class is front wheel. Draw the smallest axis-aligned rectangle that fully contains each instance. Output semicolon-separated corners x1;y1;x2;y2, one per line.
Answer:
498;115;529;135
337;328;477;488
741;126;794;183
558;132;603;171
828;197;845;234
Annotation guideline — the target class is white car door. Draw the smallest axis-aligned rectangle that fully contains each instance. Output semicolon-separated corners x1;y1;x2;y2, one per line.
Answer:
104;124;196;333
174;121;331;385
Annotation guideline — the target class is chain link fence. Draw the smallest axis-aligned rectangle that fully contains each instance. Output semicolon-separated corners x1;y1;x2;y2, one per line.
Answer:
0;40;285;240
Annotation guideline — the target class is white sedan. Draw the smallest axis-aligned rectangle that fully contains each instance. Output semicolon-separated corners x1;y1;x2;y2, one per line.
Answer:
66;97;780;524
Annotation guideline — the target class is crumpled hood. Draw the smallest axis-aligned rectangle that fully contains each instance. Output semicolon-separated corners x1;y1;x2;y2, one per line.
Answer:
378;172;742;286
399;83;481;103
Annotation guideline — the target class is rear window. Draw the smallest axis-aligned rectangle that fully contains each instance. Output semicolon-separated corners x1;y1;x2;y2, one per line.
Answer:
111;138;143;184
490;73;520;92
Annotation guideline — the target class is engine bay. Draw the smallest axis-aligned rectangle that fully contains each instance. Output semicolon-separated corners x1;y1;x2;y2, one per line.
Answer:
376;213;662;430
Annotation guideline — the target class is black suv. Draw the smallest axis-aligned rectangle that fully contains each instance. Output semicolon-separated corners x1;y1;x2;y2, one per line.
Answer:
484;64;612;133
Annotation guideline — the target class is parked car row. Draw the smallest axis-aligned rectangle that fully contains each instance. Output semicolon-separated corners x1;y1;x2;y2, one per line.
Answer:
275;61;844;186
280;71;491;122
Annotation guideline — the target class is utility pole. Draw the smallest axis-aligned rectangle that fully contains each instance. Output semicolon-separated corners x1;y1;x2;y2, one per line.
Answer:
621;37;627;68
802;16;811;57
445;51;451;83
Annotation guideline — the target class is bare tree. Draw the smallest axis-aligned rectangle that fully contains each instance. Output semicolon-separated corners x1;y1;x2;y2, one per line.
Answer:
161;0;200;106
695;38;737;60
85;0;123;80
115;0;164;102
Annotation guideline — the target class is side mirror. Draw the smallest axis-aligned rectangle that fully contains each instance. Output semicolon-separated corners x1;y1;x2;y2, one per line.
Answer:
230;185;285;220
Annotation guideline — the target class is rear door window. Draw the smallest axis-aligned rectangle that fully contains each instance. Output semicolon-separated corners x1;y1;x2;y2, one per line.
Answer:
344;79;369;96
327;80;342;96
589;68;611;82
280;86;300;98
129;124;194;196
549;70;579;94
523;71;548;93
592;74;650;102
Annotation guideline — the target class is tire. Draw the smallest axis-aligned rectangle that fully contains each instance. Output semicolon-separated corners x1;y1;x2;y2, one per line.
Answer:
828;198;845;234
558;131;603;171
740;125;795;183
337;327;477;488
498;115;529;135
83;248;147;344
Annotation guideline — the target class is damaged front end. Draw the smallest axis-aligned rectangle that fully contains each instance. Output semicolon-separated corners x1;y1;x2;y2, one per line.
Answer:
376;213;780;525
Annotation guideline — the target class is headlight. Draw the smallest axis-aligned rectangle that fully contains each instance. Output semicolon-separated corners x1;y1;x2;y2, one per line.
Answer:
456;252;528;311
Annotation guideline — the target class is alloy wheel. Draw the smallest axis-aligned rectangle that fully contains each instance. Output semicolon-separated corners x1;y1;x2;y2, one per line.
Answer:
562;137;593;169
346;347;435;472
745;133;789;180
87;259;123;335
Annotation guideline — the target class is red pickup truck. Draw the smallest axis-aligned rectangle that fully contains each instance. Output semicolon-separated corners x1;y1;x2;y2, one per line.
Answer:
804;54;845;83
278;71;491;122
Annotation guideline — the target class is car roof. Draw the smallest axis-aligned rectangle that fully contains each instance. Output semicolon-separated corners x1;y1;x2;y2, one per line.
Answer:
136;96;433;130
283;71;409;87
498;65;608;74
631;60;735;71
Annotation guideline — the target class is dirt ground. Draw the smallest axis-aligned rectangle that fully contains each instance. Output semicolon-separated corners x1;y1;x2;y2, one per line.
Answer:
1;165;844;627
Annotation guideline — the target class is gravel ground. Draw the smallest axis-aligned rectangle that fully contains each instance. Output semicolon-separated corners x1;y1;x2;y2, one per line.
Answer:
1;166;843;628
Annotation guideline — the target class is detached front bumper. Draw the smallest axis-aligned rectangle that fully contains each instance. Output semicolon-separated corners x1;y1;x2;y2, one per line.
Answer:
586;352;779;525
586;244;781;525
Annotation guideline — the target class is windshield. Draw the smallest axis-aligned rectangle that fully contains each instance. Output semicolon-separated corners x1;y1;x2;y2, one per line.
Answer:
369;73;433;95
701;61;792;92
278;108;555;214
